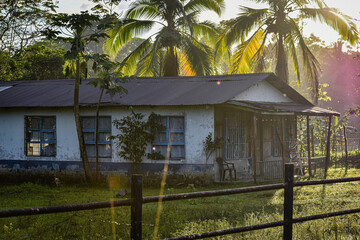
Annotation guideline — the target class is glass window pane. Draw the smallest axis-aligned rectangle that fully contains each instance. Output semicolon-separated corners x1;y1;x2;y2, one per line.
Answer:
86;145;96;157
84;132;95;142
171;146;184;158
153;145;167;157
42;117;55;129
27;117;40;129
160;117;167;128
43;132;55;142
29;131;40;142
42;144;56;156
170;133;184;143
170;117;184;129
99;132;111;142
99;117;111;129
28;143;40;156
154;132;167;142
82;117;95;129
98;144;111;157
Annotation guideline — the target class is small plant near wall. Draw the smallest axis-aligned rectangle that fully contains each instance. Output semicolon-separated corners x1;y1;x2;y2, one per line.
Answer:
203;132;222;162
147;151;165;160
110;110;164;173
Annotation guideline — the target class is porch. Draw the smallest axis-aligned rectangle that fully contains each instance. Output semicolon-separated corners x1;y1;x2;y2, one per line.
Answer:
214;102;339;182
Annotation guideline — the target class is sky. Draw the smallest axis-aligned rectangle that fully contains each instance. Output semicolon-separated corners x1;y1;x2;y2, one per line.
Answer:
57;0;360;46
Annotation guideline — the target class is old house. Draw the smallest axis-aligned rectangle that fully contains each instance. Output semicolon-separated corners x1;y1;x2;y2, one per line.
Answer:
0;73;338;181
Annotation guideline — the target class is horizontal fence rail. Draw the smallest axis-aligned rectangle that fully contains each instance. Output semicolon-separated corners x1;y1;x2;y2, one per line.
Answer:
0;165;359;239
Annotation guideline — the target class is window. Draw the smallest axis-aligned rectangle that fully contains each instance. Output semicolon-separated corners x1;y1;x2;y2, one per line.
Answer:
25;116;56;156
224;114;247;159
152;116;185;159
81;116;112;158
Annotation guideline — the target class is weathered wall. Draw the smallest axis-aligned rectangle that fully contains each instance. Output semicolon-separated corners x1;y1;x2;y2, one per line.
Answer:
0;105;215;171
232;81;292;102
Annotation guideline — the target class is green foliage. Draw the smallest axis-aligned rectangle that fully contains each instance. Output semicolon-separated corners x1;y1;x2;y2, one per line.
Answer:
216;0;358;91
1;167;359;239
105;0;224;76
203;132;222;161
110;111;164;166
21;44;66;80
0;0;57;55
86;53;130;97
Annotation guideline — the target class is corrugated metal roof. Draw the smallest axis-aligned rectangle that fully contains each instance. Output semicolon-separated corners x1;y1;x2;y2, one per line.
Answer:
227;101;340;116
0;73;317;110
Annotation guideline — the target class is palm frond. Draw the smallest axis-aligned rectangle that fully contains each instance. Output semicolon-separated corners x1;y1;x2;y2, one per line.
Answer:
216;7;269;57
184;0;225;16
192;21;219;45
285;34;301;85
120;38;153;75
300;7;359;45
126;0;162;20
230;29;265;74
104;19;155;57
180;35;213;75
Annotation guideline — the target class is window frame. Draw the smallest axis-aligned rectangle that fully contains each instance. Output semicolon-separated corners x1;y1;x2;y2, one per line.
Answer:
24;116;57;157
152;116;185;160
80;116;112;158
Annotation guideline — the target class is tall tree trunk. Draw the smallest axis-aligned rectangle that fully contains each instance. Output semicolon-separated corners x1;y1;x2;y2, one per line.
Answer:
163;46;179;76
275;35;289;83
95;87;105;180
74;57;93;183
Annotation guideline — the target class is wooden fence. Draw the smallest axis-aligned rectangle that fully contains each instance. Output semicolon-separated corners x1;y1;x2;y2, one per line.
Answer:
1;164;360;239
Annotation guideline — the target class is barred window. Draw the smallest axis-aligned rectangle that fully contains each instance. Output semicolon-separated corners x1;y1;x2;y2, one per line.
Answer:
81;116;112;158
25;116;56;156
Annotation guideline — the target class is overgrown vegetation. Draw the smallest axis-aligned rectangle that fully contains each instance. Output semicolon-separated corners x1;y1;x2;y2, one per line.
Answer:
0;167;359;239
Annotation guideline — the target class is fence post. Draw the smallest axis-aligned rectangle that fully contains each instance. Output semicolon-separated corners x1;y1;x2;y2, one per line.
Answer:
131;174;143;240
283;164;294;240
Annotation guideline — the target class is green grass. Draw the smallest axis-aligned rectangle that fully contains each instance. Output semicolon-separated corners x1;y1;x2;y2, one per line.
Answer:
0;167;360;239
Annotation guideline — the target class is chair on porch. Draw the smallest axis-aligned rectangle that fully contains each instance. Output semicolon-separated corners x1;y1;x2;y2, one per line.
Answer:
216;157;236;181
288;143;304;176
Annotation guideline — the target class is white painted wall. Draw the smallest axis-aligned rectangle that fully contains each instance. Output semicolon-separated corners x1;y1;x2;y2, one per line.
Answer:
0;105;215;165
232;81;292;102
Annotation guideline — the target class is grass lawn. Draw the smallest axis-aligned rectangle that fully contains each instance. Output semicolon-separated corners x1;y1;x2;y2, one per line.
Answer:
0;167;360;239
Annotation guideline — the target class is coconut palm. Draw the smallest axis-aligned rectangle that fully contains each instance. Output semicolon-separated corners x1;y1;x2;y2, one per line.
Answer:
105;0;224;76
217;0;358;91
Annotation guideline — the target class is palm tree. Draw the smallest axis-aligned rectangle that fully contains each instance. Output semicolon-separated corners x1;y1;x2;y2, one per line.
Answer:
105;0;224;76
217;0;358;92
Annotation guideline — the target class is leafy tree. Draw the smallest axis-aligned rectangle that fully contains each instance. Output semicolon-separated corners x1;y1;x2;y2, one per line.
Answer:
86;53;130;178
110;111;164;172
105;0;224;76
217;0;358;95
43;11;108;183
0;51;22;81
21;44;66;80
0;0;57;55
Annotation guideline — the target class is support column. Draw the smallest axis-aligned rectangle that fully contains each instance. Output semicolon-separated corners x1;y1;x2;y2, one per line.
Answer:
253;114;257;183
306;115;312;176
325;115;332;177
281;117;286;177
